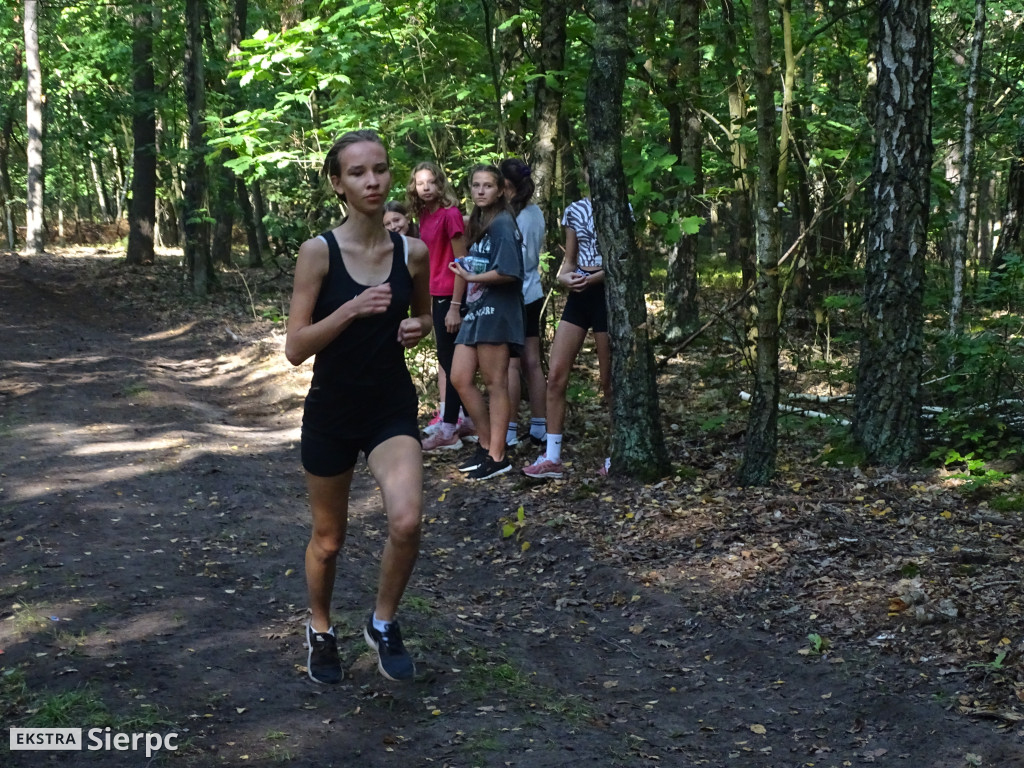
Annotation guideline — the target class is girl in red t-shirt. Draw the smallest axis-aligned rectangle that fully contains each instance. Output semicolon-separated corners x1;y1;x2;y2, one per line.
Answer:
405;162;472;451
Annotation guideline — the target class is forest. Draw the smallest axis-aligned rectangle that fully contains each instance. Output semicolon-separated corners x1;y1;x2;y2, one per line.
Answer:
3;1;1024;764
6;0;1024;485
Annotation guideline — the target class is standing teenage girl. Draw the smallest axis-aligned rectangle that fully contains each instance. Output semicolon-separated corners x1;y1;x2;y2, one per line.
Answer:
286;130;431;684
499;158;547;448
523;178;611;480
406;162;471;451
448;164;525;480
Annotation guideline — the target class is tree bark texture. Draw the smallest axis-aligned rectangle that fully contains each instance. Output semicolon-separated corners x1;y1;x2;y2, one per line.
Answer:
662;0;703;339
126;4;157;266
184;0;211;296
586;0;669;480
1;28;22;250
948;0;985;339
719;0;754;286
237;179;263;268
853;0;933;465
24;0;45;254
990;118;1024;275
529;0;567;214
736;0;781;486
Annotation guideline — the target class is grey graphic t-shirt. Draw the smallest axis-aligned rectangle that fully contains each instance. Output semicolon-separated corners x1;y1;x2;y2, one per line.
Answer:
455;212;525;350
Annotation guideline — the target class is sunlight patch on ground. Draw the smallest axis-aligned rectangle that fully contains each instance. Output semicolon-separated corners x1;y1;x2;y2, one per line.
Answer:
134;322;199;343
68;435;189;457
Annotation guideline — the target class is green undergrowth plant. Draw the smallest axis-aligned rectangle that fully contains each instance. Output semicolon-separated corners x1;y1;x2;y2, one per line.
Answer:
924;325;1024;480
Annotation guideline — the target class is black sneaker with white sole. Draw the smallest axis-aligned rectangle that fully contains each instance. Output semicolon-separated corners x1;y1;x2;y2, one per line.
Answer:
458;444;488;473
306;622;342;684
467;455;512;480
363;615;415;681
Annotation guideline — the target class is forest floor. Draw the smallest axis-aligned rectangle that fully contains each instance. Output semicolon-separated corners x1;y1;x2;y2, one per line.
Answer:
1;246;1023;768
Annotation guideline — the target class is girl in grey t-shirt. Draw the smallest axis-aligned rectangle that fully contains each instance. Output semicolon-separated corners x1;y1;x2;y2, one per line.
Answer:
447;164;525;481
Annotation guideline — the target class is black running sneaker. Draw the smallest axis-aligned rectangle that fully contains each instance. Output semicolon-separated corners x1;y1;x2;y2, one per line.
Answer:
457;444;488;473
306;622;342;684
467;455;512;480
363;615;415;682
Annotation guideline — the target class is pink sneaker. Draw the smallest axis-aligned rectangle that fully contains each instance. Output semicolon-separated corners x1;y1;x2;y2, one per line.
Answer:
457;417;478;444
423;410;444;436
421;430;463;453
522;455;564;479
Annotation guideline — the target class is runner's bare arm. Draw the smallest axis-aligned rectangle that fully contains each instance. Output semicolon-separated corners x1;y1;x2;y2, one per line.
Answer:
399;237;433;348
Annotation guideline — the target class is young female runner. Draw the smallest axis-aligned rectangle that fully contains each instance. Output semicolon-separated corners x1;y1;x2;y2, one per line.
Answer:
499;158;547;448
405;162;473;451
448;164;525;480
285;130;431;683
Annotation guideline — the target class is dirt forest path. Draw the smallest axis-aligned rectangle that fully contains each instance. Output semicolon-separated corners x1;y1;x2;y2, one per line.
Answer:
1;251;1022;767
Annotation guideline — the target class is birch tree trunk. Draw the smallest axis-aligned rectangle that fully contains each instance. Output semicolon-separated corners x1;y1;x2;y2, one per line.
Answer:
24;0;45;254
586;0;669;480
853;0;933;465
948;0;986;344
736;0;781;486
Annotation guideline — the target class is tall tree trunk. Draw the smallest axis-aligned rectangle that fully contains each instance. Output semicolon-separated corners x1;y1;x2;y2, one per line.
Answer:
776;0;796;201
237;179;263;267
736;0;781;486
126;4;157;266
586;0;669;480
975;176;994;279
210;166;235;266
662;0;703;340
529;0;567;216
206;0;240;267
251;178;272;260
88;148;111;223
481;0;510;153
990;118;1024;276
24;0;45;254
719;0;754;286
948;0;985;343
184;0;211;296
1;9;20;248
495;0;526;150
853;0;933;465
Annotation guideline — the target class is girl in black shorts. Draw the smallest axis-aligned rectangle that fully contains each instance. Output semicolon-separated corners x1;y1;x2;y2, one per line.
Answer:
522;189;611;480
448;164;525;480
285;130;432;684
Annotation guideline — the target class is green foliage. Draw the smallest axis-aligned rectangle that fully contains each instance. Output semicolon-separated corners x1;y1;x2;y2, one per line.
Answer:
27;686;110;727
501;506;530;552
966;650;1008;672
806;633;831;655
989;493;1024;512
817;434;867;468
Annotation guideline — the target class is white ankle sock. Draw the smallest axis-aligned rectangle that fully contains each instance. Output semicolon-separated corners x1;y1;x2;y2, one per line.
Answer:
372;613;391;632
529;418;546;440
546;434;562;463
506;422;518;443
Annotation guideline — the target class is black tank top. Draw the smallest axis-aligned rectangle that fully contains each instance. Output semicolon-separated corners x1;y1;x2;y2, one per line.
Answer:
307;230;415;410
